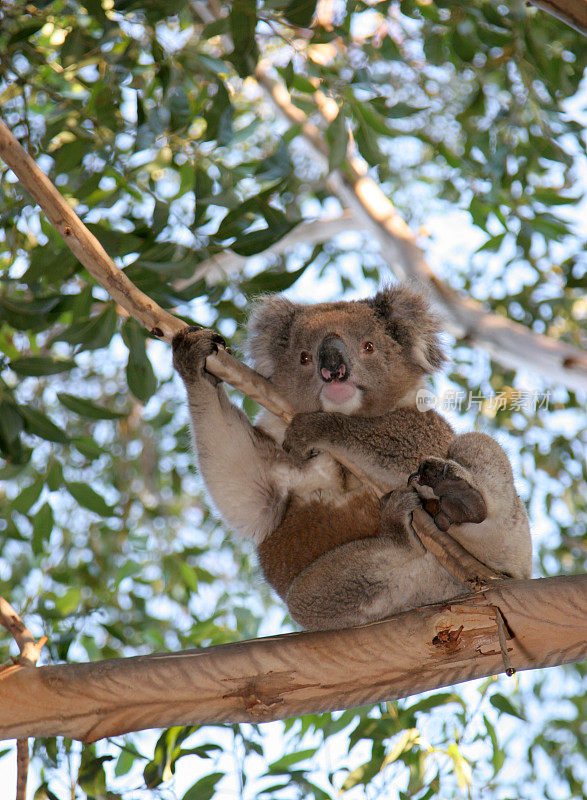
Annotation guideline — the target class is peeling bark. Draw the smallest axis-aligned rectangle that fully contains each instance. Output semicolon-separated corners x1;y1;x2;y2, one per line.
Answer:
0;576;585;743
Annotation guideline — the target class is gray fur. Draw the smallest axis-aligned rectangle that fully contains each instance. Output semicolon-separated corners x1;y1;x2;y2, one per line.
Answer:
173;285;532;631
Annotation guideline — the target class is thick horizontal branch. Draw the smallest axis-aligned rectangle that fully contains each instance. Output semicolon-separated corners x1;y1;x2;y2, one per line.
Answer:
0;576;585;743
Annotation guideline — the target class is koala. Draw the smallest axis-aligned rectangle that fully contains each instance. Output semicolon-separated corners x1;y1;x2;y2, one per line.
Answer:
172;285;532;631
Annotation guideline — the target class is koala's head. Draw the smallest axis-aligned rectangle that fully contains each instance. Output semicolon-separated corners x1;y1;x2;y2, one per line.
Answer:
246;284;446;416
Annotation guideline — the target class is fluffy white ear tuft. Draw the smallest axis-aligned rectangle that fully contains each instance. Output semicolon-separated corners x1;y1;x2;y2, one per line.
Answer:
245;295;299;378
366;283;447;374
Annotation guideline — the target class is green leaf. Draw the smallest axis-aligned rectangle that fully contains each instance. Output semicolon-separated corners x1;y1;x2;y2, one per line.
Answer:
169;87;192;132
354;101;394;136
380;35;401;61
386;101;426;118
476;232;506;253
326;112;348;171
19;407;69;445
182;772;224;800
230;0;259;77
114;748;140;778
12;479;44;514
283;1;317;28
354;122;383;167
0;295;62;331
239;249;314;295
290;74;316;93
532;188;580;206
72;437;104;460
205;81;234;145
144;727;199;788
0;401;24;445
483;714;506;778
78;745;112;796
179;562;199;593
489;692;526;721
31;502;54;555
45;459;63;492
231;220;298;257
52;304;117;351
404;692;464;715
255;139;292;181
122;319;157;403
126;357;157;404
7;19;44;45
450;28;477;63
57;393;125;420
9;357;77;376
66;482;115;517
268;748;317;773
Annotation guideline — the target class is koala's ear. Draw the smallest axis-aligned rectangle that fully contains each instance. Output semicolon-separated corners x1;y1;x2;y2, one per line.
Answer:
245;295;299;377
366;284;447;373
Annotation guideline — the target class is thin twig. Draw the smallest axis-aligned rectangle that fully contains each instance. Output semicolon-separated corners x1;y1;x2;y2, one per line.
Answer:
0;596;47;800
494;606;516;676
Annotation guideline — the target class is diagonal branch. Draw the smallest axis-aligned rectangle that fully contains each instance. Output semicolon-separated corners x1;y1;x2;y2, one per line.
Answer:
0;118;495;592
251;63;587;394
530;0;587;34
175;211;355;290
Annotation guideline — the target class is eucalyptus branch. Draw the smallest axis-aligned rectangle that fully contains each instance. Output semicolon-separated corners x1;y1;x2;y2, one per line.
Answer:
0;117;499;591
250;63;587;393
0;597;47;800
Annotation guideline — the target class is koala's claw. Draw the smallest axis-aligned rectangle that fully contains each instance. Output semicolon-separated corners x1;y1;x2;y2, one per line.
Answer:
409;457;487;531
172;327;226;386
283;412;323;466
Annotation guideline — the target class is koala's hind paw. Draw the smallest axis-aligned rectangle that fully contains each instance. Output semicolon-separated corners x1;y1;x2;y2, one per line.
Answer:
172;327;226;386
408;457;487;532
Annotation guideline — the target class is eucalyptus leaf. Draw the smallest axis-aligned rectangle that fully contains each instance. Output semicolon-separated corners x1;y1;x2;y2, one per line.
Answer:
57;393;125;420
66;482;115;517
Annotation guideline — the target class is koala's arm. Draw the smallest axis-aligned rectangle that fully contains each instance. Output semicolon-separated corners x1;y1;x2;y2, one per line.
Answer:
283;407;455;490
173;329;285;543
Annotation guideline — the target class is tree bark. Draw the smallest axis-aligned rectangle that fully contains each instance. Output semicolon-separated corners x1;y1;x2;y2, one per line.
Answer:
530;0;587;34
174;212;355;289
0;576;585;743
0;598;47;800
251;64;587;394
0;116;503;587
0;120;184;344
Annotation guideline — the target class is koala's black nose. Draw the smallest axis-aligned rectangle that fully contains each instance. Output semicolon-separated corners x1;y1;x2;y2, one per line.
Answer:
318;335;350;382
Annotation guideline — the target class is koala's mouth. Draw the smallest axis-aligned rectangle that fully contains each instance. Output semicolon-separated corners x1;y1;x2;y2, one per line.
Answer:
320;380;362;413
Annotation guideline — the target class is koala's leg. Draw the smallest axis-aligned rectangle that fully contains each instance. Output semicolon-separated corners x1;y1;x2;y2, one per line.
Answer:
285;533;465;630
411;433;532;579
173;328;285;543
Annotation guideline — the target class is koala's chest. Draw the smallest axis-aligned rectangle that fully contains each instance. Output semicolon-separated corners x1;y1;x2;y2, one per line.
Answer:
257;488;381;601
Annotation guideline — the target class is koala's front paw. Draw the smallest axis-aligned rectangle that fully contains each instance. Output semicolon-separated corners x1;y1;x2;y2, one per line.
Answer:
408;457;487;532
282;412;327;466
172;327;226;387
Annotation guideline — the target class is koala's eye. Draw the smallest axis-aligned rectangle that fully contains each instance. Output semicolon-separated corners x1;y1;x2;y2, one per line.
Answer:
300;350;313;365
362;341;375;353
